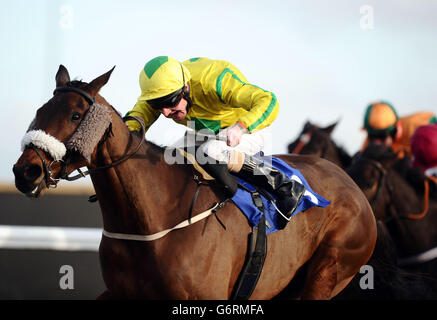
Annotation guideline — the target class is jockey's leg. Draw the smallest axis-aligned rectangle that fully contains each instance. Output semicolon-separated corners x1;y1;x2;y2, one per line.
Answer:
233;152;306;226
197;155;239;198
201;128;306;225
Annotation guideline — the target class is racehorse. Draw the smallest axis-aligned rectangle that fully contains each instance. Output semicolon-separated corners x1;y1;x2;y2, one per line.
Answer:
287;121;352;169
346;144;437;278
13;65;377;299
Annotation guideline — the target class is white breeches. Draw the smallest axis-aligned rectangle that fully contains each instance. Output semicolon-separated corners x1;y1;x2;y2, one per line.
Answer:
172;127;272;165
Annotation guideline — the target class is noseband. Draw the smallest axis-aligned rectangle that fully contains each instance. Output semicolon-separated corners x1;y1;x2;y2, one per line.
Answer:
27;86;145;189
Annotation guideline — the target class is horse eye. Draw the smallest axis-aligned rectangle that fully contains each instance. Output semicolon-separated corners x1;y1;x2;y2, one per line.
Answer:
71;112;81;121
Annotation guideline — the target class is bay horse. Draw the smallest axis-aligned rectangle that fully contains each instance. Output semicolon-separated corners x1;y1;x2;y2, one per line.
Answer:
346;144;437;278
12;65;377;299
287;121;352;169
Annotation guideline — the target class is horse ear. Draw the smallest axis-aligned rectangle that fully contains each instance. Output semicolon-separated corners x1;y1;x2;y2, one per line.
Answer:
86;66;116;97
55;65;70;87
322;120;339;136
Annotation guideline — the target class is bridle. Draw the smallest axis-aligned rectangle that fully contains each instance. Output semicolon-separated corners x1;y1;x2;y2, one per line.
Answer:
360;157;431;222
27;85;145;189
359;158;397;223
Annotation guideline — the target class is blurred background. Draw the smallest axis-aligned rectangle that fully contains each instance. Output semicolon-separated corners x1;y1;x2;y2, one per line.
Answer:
0;0;436;299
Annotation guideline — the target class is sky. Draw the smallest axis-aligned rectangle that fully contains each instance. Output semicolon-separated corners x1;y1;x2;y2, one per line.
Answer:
1;0;436;183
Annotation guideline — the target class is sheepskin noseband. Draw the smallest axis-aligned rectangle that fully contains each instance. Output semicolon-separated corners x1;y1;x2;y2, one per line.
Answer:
21;103;112;162
21;130;67;161
66;103;112;162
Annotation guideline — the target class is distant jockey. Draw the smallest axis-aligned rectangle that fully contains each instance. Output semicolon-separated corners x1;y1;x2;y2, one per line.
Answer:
360;101;436;158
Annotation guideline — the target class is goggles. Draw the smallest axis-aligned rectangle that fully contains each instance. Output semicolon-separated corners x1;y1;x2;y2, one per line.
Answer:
147;87;184;110
147;64;187;110
368;127;396;141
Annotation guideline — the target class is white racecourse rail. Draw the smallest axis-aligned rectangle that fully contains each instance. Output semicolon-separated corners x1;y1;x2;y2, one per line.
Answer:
0;225;101;251
2;224;437;265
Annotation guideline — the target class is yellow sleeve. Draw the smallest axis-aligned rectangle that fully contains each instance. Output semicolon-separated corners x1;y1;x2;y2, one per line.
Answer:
125;99;160;133
217;68;279;132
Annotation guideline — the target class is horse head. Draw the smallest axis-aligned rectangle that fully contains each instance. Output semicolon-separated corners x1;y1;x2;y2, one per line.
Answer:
13;65;116;197
287;120;351;168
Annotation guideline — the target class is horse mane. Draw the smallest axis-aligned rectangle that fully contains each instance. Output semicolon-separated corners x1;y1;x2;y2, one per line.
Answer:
307;122;352;168
331;141;352;168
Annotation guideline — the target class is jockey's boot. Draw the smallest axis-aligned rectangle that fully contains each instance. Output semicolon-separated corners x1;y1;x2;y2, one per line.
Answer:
230;152;306;227
198;155;239;199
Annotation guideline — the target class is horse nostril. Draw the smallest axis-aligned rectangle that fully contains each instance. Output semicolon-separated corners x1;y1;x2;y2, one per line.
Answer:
13;164;42;182
24;165;42;181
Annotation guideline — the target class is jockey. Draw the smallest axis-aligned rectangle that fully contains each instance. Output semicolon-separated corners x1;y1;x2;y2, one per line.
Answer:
411;124;437;178
360;101;436;158
126;56;305;221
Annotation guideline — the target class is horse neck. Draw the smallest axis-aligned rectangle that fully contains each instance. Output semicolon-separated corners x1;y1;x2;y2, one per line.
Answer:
385;170;437;251
389;171;426;214
335;145;352;169
89;112;194;235
322;141;342;167
322;138;351;169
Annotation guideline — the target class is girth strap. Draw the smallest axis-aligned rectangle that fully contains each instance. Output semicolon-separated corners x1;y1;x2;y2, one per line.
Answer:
231;191;267;300
103;202;221;242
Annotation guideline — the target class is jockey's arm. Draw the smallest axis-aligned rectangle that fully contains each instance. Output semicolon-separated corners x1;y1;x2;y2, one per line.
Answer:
125;99;160;133
218;70;279;145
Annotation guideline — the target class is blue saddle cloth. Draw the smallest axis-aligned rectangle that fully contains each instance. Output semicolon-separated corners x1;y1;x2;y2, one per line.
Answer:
231;156;330;235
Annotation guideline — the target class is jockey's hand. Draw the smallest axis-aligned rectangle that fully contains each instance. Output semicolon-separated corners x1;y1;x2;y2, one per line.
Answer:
225;124;246;147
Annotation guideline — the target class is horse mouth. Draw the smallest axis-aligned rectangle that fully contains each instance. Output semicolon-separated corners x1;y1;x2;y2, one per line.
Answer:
15;179;45;198
27;183;44;198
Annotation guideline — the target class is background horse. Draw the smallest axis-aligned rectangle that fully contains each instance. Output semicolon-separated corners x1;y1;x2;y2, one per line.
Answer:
346;144;437;279
12;65;376;299
287;121;352;169
335;220;437;299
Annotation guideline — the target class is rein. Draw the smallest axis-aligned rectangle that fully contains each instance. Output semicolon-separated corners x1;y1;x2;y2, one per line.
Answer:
407;179;430;220
77;115;146;176
363;158;431;221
